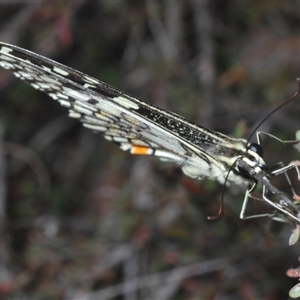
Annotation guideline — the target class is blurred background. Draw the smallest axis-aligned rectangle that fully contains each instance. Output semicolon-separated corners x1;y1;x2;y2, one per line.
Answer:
1;1;300;299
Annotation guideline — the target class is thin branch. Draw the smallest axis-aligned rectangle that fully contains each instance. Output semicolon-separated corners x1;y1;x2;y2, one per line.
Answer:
84;257;229;300
0;123;12;286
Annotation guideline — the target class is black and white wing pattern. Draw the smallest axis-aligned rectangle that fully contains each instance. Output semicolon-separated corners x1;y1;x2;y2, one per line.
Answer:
0;42;253;186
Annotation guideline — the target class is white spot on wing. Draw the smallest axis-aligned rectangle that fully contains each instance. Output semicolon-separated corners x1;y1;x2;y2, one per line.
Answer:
120;143;132;151
31;83;40;90
95;102;122;116
18;71;33;79
64;88;91;101
0;54;15;62
69;111;81;118
154;150;182;161
0;46;13;54
83;83;95;89
0;61;14;69
105;130;124;136
83;116;108;125
75;101;97;112
113;136;129;143
38;82;54;90
41;65;51;72
74;105;93;116
56;92;69;100
40;75;60;85
49;93;59;100
83;123;106;131
59;100;71;107
53;67;69;76
112;96;139;110
94;113;111;122
104;135;113;141
84;76;99;84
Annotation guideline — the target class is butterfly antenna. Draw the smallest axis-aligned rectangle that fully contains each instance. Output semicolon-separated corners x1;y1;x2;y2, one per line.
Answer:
207;161;238;221
247;78;300;142
207;189;224;221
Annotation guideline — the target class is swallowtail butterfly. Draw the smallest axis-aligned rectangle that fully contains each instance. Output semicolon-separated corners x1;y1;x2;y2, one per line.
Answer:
0;42;299;222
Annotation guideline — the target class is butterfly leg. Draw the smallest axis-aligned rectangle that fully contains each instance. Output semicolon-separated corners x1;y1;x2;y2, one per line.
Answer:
256;130;300;213
269;162;300;196
261;184;300;222
256;131;300;147
256;130;300;186
240;183;300;221
240;183;275;219
240;168;300;222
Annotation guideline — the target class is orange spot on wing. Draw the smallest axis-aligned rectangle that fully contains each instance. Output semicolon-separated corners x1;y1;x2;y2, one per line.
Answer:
131;145;153;155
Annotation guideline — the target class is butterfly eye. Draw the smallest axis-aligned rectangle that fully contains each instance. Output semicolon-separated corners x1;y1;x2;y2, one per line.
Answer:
247;143;263;158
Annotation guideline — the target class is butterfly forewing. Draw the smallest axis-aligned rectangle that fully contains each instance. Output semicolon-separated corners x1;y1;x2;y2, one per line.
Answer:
0;42;250;185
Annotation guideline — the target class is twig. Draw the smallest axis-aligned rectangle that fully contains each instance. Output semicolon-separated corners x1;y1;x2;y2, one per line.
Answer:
1;141;50;200
0;123;13;286
191;1;216;127
84;257;229;300
0;2;41;44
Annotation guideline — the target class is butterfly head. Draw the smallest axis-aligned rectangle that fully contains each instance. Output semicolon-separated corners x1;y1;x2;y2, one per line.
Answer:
238;143;268;177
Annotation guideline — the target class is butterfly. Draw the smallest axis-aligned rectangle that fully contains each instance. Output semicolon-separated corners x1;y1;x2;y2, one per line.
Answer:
0;42;299;222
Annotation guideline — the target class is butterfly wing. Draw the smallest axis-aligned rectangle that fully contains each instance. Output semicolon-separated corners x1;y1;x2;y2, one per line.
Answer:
0;42;247;184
